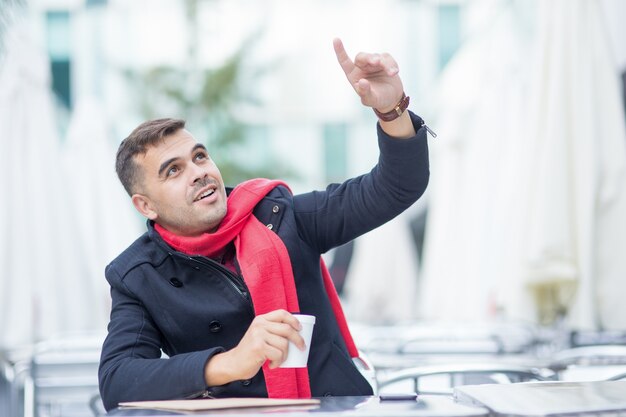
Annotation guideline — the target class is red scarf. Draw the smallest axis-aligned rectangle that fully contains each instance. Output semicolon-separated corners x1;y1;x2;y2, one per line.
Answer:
155;179;358;398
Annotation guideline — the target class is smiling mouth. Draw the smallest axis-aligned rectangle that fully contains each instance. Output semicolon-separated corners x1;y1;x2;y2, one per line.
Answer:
194;188;216;202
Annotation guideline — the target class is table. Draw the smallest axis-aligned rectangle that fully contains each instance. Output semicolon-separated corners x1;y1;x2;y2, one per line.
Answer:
107;395;490;417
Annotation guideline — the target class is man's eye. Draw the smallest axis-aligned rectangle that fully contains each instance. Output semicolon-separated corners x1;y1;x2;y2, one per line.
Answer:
166;166;179;176
194;152;207;161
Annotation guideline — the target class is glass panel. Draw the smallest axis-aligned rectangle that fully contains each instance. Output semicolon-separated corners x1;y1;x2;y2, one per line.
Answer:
242;124;270;168
438;4;461;71
46;11;72;108
51;60;71;108
323;123;347;183
46;11;71;60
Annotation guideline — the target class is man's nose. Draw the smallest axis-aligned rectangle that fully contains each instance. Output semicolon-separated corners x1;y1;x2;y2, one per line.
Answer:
189;164;208;184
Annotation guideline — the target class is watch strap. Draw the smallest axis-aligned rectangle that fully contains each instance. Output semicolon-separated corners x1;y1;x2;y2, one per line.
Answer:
373;93;410;122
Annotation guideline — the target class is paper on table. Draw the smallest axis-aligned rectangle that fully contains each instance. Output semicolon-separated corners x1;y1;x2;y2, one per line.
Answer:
119;398;320;412
454;381;626;417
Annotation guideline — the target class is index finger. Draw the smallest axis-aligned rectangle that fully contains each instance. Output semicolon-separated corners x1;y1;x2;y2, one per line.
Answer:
333;37;355;76
262;309;302;331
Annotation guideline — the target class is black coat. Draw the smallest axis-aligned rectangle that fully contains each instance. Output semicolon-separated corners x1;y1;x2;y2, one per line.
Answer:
98;113;430;411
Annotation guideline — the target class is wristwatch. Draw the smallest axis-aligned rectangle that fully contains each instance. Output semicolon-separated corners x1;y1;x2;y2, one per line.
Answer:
373;93;410;122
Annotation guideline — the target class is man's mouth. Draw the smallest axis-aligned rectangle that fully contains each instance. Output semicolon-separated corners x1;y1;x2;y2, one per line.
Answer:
194;188;216;202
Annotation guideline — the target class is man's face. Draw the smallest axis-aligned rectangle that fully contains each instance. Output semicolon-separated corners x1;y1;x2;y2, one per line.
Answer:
131;129;227;236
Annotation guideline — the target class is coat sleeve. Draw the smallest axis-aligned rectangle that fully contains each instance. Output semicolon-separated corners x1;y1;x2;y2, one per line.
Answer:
98;264;223;411
293;111;430;254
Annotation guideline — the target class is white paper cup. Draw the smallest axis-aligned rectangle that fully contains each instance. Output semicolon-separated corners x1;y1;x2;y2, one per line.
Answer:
279;314;316;368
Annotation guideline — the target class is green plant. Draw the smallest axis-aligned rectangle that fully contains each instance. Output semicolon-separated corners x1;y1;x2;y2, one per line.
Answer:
124;1;296;185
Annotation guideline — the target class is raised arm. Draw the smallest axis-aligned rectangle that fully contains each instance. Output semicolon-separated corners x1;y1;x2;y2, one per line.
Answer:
293;40;430;253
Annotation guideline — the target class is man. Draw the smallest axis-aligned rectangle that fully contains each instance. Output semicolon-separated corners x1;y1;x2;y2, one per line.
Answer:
98;38;431;411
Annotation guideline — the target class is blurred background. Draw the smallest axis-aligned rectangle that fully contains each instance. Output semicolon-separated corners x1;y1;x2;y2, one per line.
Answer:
1;0;626;416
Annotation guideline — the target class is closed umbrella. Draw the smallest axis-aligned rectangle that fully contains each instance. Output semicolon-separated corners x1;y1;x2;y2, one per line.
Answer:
419;1;535;322
419;0;626;329
342;209;422;324
0;20;81;347
61;96;142;330
523;0;626;329
0;19;130;348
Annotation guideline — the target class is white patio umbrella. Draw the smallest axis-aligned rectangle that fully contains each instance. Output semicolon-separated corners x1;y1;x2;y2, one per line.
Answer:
342;208;422;325
522;0;626;329
419;1;536;323
0;19;78;347
419;0;626;329
60;96;142;330
0;18;119;348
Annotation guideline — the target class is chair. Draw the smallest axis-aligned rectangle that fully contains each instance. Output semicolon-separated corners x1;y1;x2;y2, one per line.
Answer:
2;345;35;417
550;345;626;369
549;345;626;382
353;350;377;394
24;333;105;417
1;353;13;417
607;372;626;381
351;320;542;377
377;363;556;395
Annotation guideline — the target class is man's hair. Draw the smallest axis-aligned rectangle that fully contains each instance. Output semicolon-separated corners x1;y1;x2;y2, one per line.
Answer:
116;118;186;196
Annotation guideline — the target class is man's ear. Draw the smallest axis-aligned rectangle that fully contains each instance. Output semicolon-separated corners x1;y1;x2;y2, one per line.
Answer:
131;194;158;220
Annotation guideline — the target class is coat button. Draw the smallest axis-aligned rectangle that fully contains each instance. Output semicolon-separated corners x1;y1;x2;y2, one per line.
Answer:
324;392;332;397
266;224;273;230
209;320;222;333
241;379;251;386
169;278;183;288
272;205;280;213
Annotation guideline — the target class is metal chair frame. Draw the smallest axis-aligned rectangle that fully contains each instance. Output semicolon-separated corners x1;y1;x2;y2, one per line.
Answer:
377;363;556;395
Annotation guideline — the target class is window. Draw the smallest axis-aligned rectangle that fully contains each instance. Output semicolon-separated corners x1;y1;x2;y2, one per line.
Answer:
242;124;270;168
46;11;72;108
438;4;461;71
323;123;347;183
